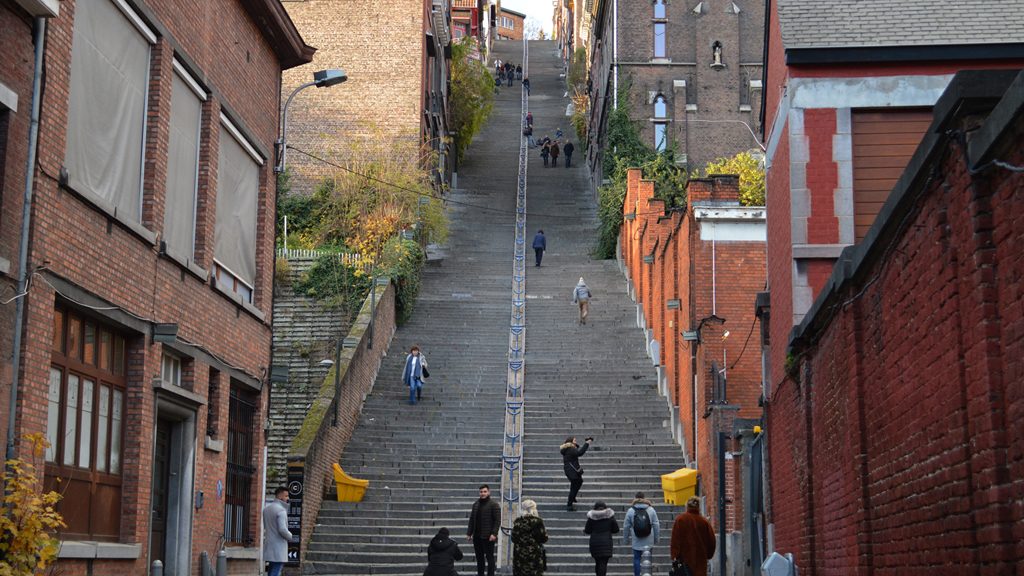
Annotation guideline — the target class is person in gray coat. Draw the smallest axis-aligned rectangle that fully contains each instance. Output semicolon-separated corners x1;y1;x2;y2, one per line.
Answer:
263;487;293;576
623;492;660;576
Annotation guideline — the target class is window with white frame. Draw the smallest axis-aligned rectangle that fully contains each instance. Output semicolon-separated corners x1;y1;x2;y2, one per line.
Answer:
214;115;262;303
64;0;155;222
161;353;181;387
163;61;205;260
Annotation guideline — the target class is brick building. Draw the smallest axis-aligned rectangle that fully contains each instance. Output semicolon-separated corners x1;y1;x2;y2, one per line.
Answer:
0;0;312;574
619;170;765;571
764;68;1024;574
587;0;765;191
760;0;1024;572
281;0;453;195
495;6;524;41
452;0;490;51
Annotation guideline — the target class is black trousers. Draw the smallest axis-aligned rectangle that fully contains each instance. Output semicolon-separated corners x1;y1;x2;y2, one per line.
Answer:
535;248;544;266
473;537;496;576
568;477;583;505
594;556;611;576
565;154;572;167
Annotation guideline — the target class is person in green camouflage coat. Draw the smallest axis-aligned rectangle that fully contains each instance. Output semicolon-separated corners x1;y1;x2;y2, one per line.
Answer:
512;499;548;576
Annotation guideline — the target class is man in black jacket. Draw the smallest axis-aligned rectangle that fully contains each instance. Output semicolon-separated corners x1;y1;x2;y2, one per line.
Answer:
560;436;593;511
467;485;501;576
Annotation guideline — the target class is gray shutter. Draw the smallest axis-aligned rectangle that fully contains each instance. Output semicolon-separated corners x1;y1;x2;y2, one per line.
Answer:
65;0;151;221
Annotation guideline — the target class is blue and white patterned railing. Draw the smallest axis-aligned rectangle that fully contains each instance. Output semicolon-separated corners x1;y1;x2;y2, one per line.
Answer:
498;37;529;569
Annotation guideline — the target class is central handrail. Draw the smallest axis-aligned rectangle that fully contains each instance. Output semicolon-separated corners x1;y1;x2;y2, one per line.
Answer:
498;36;530;570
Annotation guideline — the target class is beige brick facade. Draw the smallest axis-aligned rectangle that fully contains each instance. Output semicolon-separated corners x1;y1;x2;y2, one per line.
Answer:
282;0;451;194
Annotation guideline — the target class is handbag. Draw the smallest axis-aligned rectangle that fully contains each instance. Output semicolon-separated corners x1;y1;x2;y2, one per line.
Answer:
669;560;693;576
421;366;430;379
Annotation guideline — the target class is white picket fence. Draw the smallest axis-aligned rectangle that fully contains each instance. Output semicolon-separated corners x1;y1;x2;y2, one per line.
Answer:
276;248;364;269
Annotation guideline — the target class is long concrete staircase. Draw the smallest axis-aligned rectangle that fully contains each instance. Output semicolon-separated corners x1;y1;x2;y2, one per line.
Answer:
301;40;686;576
269;256;351;491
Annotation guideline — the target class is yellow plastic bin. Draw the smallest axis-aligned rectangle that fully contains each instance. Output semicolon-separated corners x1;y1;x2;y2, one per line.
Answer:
333;463;369;502
660;468;698;506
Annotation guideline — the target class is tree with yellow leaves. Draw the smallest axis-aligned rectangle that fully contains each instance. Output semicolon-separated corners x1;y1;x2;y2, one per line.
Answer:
699;150;766;206
1;434;65;576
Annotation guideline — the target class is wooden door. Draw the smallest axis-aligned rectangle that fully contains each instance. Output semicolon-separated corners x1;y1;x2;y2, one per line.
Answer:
851;109;933;241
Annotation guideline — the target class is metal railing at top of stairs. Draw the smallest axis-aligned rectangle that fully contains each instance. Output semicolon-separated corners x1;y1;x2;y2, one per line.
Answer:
498;36;529;571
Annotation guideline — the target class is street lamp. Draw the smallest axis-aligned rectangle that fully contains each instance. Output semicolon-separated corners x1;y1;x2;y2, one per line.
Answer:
275;68;348;174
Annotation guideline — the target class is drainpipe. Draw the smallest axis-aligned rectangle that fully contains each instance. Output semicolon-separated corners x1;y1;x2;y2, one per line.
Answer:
612;0;618;109
6;17;46;463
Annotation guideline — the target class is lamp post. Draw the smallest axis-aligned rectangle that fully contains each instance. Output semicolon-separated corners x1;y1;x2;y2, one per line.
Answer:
275;69;348;174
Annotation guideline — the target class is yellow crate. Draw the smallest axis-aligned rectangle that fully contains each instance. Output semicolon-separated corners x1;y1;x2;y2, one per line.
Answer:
333;463;369;502
661;468;698;505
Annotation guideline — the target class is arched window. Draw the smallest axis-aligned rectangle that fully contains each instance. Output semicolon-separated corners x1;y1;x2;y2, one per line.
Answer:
654;0;666;19
654;95;667;118
653;95;668;152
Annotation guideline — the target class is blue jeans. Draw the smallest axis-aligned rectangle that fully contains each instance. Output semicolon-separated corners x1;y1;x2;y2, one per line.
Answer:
633;549;644;576
267;561;284;576
408;378;422;404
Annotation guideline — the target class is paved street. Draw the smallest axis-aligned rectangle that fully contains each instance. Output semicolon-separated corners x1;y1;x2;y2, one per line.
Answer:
301;40;685;576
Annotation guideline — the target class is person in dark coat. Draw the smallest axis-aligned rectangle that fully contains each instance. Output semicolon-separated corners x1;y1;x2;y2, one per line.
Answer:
563;141;575;168
511;499;548;576
584;501;619;576
523;77;531;96
532;230;546;267
540;141;550;167
669;497;716;576
549;141;560;167
560;436;592;510
467;485;502;576
516;64;523;80
424;527;464;576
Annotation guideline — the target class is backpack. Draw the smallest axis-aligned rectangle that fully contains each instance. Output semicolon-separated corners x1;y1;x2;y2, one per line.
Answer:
632;505;652;538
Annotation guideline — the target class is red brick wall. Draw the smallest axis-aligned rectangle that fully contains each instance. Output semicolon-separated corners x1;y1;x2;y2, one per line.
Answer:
768;99;1024;574
296;284;396;562
621;170;766;528
2;0;301;572
0;5;35;454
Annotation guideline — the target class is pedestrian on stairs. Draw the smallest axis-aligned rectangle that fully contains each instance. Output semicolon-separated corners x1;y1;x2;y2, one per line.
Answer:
624;492;661;576
560;436;592;510
584;501;619;576
424;527;464;576
572;278;592;324
532;230;546;267
262;487;293;576
669;497;716;576
563;141;575;168
549;141;560;167
511;499;548;576
403;345;429;404
540;141;550;167
467;485;501;576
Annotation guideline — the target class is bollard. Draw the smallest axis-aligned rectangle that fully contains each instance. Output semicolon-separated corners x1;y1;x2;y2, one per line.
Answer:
216;549;227;576
151;559;163;576
200;551;213;576
641;546;653;576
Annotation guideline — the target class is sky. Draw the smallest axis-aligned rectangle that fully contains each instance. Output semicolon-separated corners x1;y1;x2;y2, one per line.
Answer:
500;0;554;35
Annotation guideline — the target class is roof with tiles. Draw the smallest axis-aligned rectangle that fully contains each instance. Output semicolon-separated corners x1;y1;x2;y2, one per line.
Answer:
777;0;1024;49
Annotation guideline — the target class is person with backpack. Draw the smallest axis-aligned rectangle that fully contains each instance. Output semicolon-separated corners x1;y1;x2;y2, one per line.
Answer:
572;277;592;324
623;492;660;576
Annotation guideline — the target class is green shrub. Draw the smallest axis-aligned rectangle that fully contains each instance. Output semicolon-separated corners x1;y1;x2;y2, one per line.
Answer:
294;254;372;323
379;237;426;325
